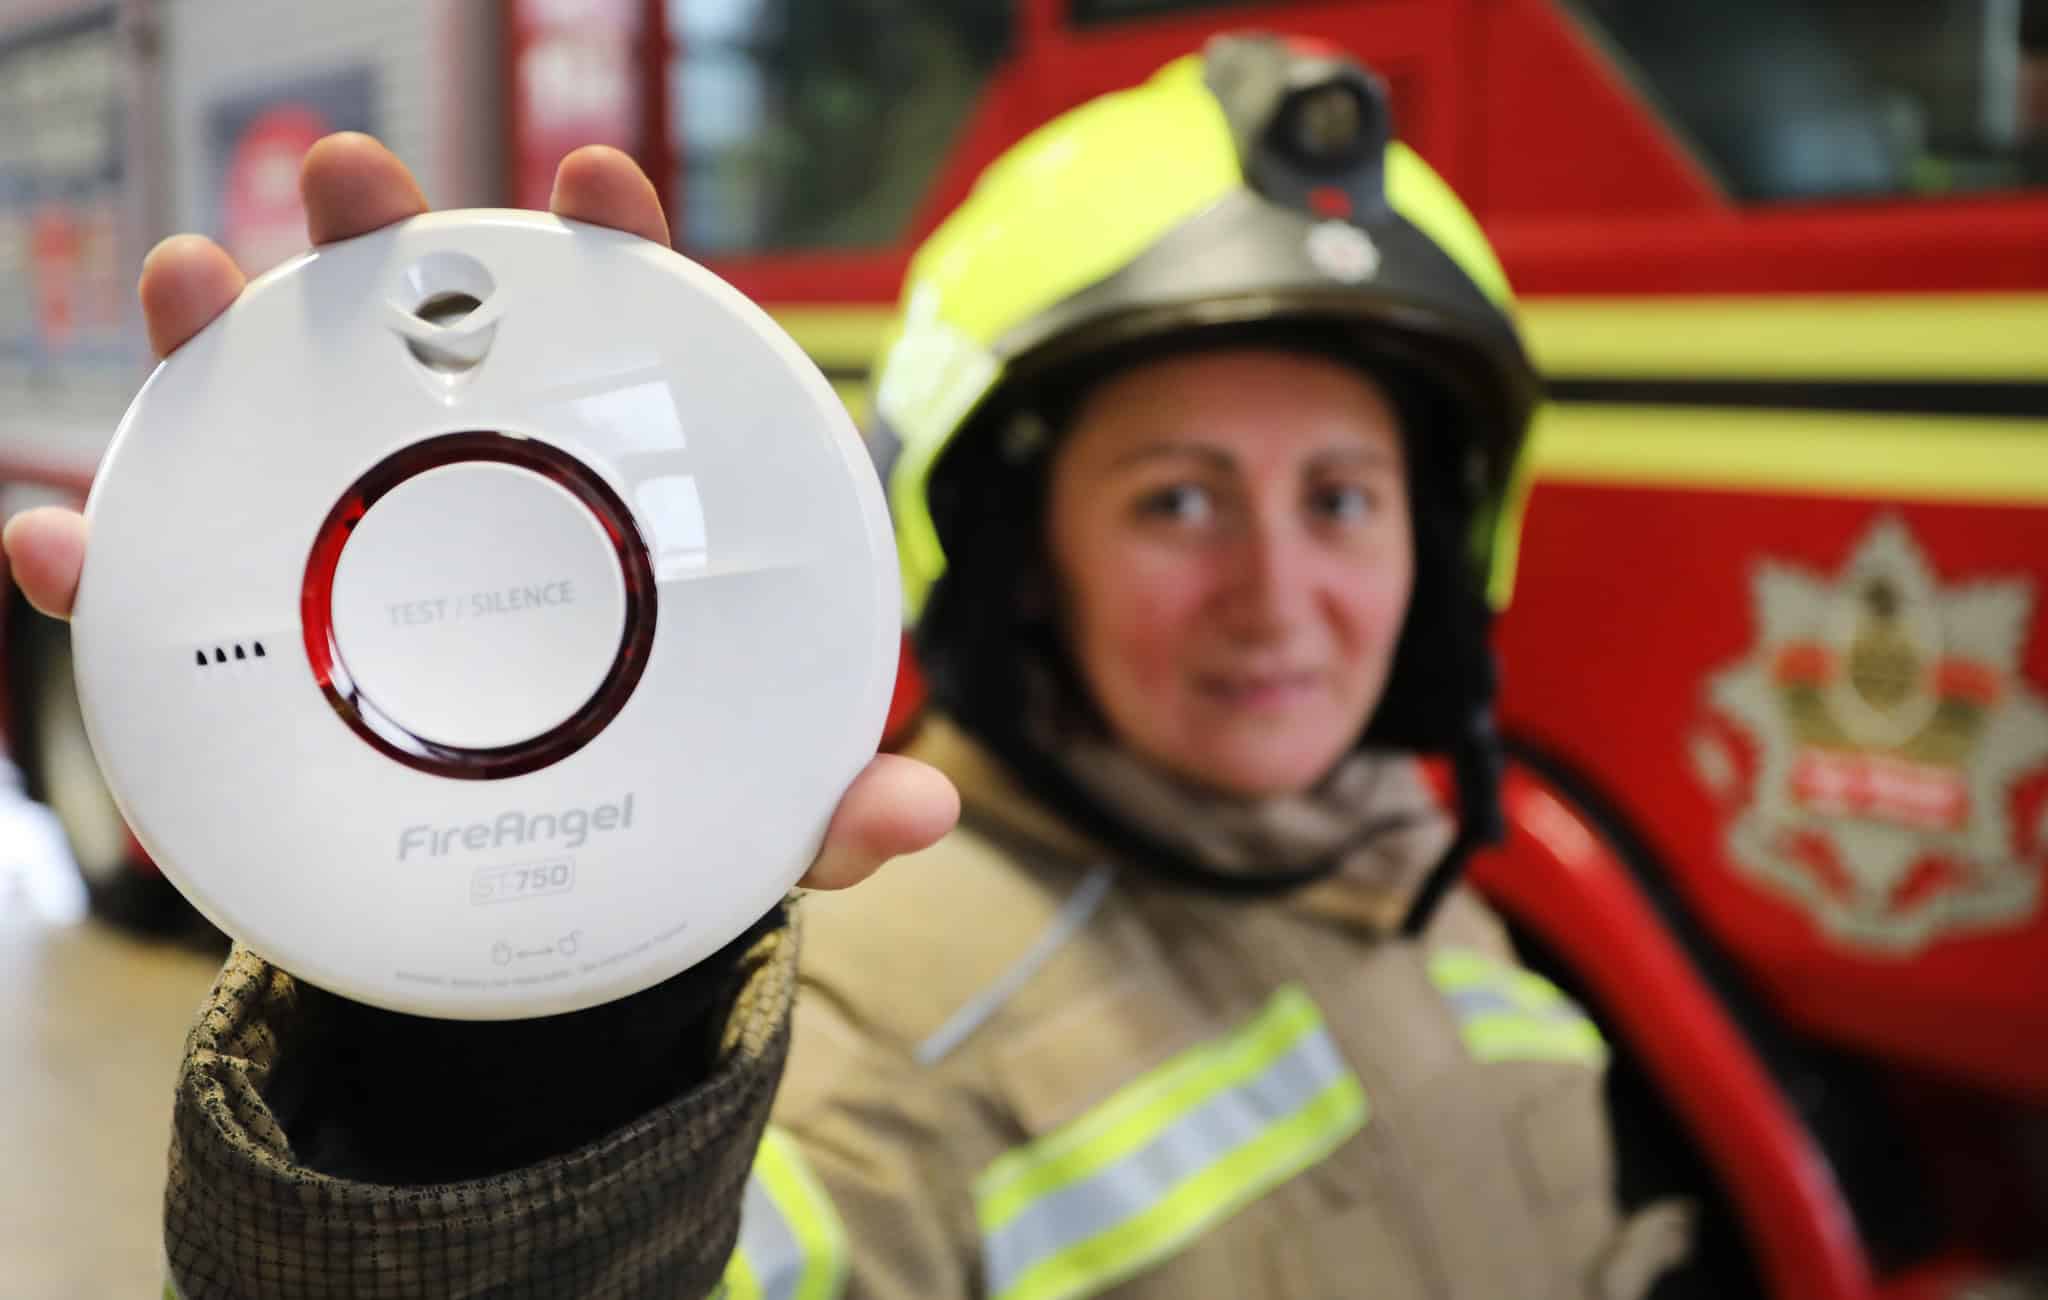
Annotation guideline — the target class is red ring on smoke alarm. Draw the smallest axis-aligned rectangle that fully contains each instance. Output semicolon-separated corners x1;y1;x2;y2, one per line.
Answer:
301;431;657;780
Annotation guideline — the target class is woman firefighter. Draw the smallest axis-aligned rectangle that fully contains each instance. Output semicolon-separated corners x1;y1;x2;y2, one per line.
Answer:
7;32;1691;1300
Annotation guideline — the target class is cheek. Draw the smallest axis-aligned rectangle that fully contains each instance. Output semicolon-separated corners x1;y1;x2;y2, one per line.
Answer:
1069;548;1215;695
1350;567;1415;643
1321;550;1416;679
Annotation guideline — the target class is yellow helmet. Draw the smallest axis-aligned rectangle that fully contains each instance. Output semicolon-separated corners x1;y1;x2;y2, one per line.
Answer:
873;34;1540;621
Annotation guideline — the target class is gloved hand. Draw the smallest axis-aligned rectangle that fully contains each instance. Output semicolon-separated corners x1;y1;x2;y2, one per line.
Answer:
265;904;788;1183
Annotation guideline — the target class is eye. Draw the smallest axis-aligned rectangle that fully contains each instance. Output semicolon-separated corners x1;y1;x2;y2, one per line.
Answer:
1311;483;1375;522
1135;483;1215;524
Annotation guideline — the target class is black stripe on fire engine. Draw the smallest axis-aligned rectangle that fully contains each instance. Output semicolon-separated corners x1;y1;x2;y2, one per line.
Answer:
820;368;2048;420
1544;377;2048;418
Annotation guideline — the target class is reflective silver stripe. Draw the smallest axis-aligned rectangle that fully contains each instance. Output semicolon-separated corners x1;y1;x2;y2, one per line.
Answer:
735;1173;806;1300
982;1020;1354;1298
1447;985;1591;1024
916;864;1117;1066
725;1128;846;1300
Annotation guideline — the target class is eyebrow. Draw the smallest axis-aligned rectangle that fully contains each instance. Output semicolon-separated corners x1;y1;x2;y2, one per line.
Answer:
1308;446;1399;472
1106;442;1399;472
1107;443;1236;472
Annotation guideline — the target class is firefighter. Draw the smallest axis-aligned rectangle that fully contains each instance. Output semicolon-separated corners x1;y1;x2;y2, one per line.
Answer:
6;34;1692;1299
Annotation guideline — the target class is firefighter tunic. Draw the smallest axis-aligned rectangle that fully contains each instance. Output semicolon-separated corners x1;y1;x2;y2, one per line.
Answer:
162;718;1690;1299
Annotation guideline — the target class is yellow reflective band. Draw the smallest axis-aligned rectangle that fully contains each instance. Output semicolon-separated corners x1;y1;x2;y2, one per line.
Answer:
1529;405;2048;504
1426;948;1503;992
1504;966;1570;1011
723;1249;764;1300
1523;295;2048;381
1428;949;1609;1068
975;985;1323;1231
995;1076;1367;1300
977;986;1367;1300
721;1127;848;1300
1462;1015;1609;1067
1428;948;1584;1013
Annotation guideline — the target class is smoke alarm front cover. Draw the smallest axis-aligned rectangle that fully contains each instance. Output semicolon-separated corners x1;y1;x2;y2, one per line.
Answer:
70;210;900;1019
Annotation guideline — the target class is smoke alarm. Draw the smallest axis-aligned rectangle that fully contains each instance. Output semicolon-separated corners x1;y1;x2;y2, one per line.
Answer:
69;210;899;1019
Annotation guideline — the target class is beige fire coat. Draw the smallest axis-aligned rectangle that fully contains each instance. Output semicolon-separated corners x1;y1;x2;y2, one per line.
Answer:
163;718;1689;1299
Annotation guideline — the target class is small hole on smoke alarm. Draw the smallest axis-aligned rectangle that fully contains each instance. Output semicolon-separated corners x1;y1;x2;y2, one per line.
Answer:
195;650;207;667
404;289;492;373
213;648;226;664
414;291;483;326
234;645;247;660
401;251;495;318
253;641;266;657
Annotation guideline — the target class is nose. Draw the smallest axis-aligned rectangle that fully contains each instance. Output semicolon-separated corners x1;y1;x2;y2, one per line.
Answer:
1213;505;1316;642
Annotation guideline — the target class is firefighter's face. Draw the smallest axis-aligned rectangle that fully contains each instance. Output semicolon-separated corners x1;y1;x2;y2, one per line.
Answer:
1047;348;1414;797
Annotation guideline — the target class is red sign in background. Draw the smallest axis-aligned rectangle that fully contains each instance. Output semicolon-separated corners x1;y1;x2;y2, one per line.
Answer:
507;0;656;212
221;105;331;275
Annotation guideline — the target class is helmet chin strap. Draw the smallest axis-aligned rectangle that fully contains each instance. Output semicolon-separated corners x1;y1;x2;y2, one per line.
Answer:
1399;708;1506;936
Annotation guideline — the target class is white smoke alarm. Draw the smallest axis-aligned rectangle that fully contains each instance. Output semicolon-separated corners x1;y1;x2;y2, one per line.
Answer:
70;210;899;1019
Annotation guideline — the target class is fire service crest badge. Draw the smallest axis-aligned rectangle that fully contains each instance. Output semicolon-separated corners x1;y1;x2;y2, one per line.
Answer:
1698;516;2048;951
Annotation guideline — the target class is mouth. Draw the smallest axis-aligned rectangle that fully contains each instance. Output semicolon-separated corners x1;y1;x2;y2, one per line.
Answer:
1195;669;1326;710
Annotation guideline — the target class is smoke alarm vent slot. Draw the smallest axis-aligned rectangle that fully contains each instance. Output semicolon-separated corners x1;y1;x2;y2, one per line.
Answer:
397;251;499;375
414;291;482;326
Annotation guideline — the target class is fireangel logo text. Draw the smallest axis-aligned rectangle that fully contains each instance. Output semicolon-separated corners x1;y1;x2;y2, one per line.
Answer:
399;793;635;860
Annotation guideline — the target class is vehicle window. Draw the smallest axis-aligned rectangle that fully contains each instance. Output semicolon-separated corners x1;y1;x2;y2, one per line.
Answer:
667;0;1012;254
1069;0;1279;27
1572;0;2048;201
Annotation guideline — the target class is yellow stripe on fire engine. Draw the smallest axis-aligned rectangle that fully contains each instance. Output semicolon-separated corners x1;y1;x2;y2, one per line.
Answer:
778;296;2048;384
772;302;2048;504
1520;295;2048;381
775;308;893;371
1528;405;2048;505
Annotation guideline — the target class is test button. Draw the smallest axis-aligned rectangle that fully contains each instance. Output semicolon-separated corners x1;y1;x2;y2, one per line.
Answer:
326;460;630;750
